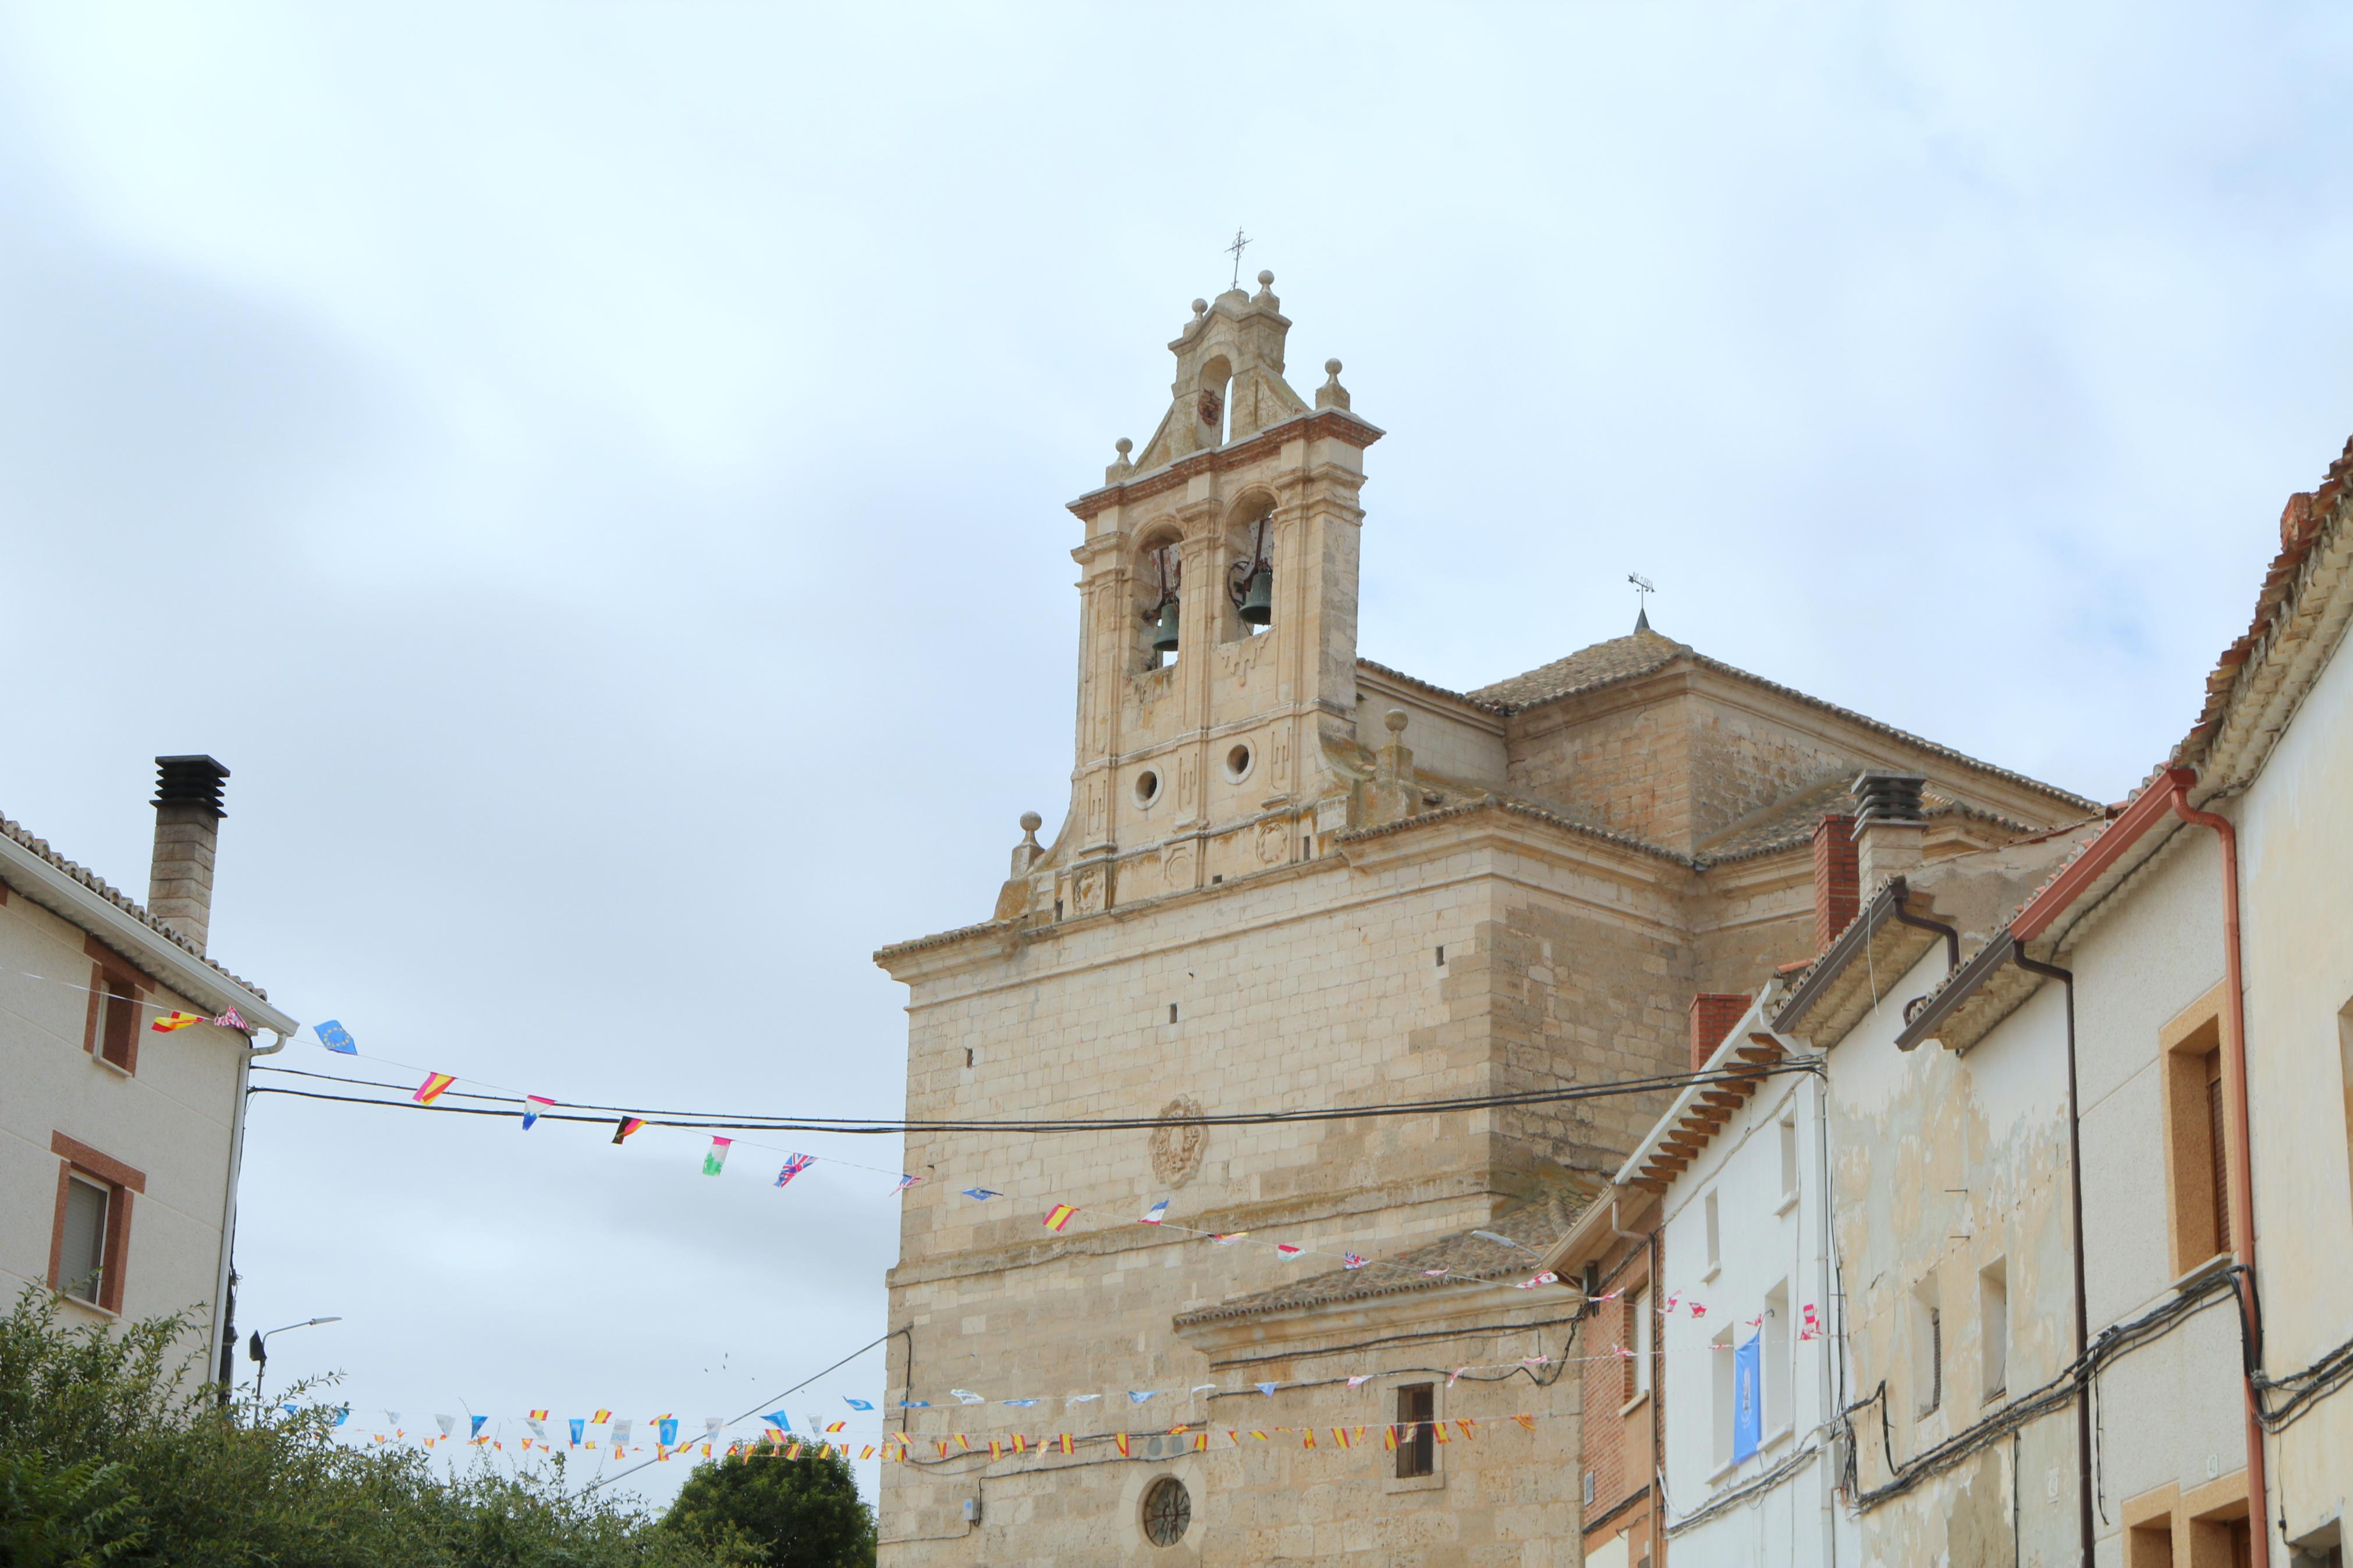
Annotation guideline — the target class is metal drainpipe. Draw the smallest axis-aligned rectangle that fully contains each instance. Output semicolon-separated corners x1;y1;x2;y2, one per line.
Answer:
211;1025;286;1404
2166;782;2269;1568
2008;950;2094;1568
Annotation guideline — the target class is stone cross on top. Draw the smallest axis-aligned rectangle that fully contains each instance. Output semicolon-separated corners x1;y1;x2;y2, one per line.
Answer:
1226;227;1252;291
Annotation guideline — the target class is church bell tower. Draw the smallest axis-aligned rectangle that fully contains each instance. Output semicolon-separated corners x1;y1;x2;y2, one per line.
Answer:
1010;272;1384;922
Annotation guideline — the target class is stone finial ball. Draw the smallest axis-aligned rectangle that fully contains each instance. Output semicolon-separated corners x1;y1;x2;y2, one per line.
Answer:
1115;437;1133;455
1385;709;1410;734
1191;298;1208;315
1258;269;1274;286
1325;358;1343;376
1020;811;1043;833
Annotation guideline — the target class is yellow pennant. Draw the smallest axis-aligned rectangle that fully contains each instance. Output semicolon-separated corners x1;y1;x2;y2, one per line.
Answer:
1513;1414;1536;1431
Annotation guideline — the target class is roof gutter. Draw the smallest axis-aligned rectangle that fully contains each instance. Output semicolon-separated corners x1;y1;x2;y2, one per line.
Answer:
1773;876;1912;1033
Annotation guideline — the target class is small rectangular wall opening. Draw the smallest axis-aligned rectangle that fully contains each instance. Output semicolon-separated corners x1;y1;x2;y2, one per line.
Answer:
1779;1112;1799;1203
1703;1190;1721;1275
1167;1004;1178;1025
1911;1271;1942;1418
1980;1258;2008;1402
1435;945;1445;968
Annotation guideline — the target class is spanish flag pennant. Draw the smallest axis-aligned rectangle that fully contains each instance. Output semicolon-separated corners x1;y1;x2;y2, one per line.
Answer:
1044;1204;1079;1232
1382;1425;1399;1451
528;1409;549;1421
520;1438;533;1450
955;1435;971;1451
1434;1421;1451;1444
656;1446;671;1461
701;1443;712;1457
150;1011;206;1033
612;1117;645;1144
592;1409;612;1425
1301;1428;1317;1449
783;1442;800;1459
1192;1432;1209;1452
413;1072;457;1104
989;1439;1003;1461
1513;1414;1536;1431
1226;1431;1239;1446
936;1441;950;1459
860;1446;875;1460
1252;1431;1270;1442
1330;1427;1353;1449
1115;1434;1131;1458
1056;1432;1073;1455
1456;1418;1477;1440
824;1421;846;1434
1011;1434;1027;1455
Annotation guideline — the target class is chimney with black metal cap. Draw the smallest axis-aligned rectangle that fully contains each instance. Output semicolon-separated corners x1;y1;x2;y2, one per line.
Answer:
1850;770;1926;897
150;755;230;953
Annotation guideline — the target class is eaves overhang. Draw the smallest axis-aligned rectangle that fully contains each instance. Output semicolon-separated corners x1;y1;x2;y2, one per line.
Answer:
1770;878;1956;1047
0;830;293;1035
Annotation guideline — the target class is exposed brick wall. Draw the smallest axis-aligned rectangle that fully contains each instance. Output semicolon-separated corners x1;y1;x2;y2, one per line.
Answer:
1813;812;1858;952
1687;992;1751;1071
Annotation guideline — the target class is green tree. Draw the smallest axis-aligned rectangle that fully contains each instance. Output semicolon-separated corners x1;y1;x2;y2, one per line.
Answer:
0;1286;731;1568
661;1442;875;1567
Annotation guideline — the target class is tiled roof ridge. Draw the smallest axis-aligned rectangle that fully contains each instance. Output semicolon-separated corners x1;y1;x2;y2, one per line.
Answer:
1337;795;1697;867
872;916;1017;963
2174;433;2353;783
1173;1197;1580;1325
1354;657;1506;716
0;814;268;998
1400;631;2093;814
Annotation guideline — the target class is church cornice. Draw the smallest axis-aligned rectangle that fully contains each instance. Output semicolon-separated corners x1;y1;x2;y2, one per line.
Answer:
1064;407;1385;523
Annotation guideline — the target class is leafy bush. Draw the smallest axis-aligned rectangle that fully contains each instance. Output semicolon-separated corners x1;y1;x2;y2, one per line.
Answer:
0;1288;777;1567
662;1441;875;1567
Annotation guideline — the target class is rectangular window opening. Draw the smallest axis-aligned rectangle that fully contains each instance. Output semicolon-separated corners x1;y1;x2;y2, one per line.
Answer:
1703;1190;1722;1275
1779;1114;1800;1203
1435;945;1445;968
1764;1280;1791;1437
97;971;140;1072
1912;1272;1942;1418
2163;1003;2233;1277
58;1176;108;1305
1980;1259;2009;1402
1168;1004;1178;1025
1394;1384;1435;1478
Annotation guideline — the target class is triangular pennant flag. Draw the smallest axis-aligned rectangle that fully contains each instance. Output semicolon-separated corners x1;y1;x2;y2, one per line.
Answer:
961;1187;1000;1200
1044;1204;1079;1232
521;1095;553;1130
893;1174;921;1193
1513;1414;1536;1431
1115;1434;1131;1457
469;1416;487;1437
150;1011;205;1033
612;1117;645;1144
776;1154;814;1186
414;1073;457;1104
1141;1197;1170;1225
313;1020;357;1054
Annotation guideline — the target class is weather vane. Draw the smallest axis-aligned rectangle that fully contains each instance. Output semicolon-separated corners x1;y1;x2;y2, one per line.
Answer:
1227;226;1252;291
1628;573;1656;631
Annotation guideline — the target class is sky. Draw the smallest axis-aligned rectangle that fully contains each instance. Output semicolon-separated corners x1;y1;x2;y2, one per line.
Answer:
6;1;2352;1514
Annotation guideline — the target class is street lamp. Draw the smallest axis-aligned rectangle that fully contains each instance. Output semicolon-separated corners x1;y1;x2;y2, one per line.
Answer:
249;1316;341;1404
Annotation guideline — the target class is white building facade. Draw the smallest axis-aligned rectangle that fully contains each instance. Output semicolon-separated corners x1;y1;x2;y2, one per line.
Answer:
1;758;291;1387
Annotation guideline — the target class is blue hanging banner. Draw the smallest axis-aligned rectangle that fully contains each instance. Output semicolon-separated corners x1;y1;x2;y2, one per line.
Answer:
1733;1334;1762;1462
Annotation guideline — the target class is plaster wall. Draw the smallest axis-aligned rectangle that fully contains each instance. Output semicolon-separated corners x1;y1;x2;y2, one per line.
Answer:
1655;1059;1856;1568
2235;613;2353;1549
0;888;239;1338
1827;952;2080;1568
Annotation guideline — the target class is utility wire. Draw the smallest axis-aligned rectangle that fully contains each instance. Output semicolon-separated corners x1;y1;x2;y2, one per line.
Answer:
249;1059;1808;1136
580;1332;890;1495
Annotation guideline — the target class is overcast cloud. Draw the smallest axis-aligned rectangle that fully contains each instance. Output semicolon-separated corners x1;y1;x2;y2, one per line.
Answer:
5;2;2350;1509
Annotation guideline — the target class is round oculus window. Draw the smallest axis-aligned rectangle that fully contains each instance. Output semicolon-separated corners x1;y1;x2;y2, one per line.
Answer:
1223;742;1253;782
1141;1475;1191;1547
1134;770;1162;806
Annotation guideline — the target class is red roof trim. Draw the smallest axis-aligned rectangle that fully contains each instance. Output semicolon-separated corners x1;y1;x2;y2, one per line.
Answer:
2011;767;2195;942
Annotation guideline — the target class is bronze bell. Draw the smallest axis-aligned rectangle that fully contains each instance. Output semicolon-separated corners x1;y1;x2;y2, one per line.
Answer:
1150;596;1181;653
1238;564;1273;625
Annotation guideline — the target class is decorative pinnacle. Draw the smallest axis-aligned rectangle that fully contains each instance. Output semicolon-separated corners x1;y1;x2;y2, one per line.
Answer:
1191;298;1208;317
1384;709;1410;735
1115;438;1132;456
1020;811;1043;834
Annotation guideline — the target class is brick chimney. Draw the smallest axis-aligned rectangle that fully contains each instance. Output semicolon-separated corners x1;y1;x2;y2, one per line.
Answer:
149;756;229;953
1812;813;1858;952
1851;771;1926;897
1689;993;1751;1071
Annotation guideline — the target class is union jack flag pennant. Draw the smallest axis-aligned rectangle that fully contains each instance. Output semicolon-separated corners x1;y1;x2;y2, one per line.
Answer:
775;1154;815;1187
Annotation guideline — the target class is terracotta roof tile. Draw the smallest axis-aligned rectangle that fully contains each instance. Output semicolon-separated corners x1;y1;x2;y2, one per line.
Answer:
0;815;269;997
1173;1199;1579;1326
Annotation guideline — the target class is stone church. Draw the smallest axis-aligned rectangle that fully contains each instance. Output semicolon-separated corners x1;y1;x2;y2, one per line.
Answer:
872;276;2092;1565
